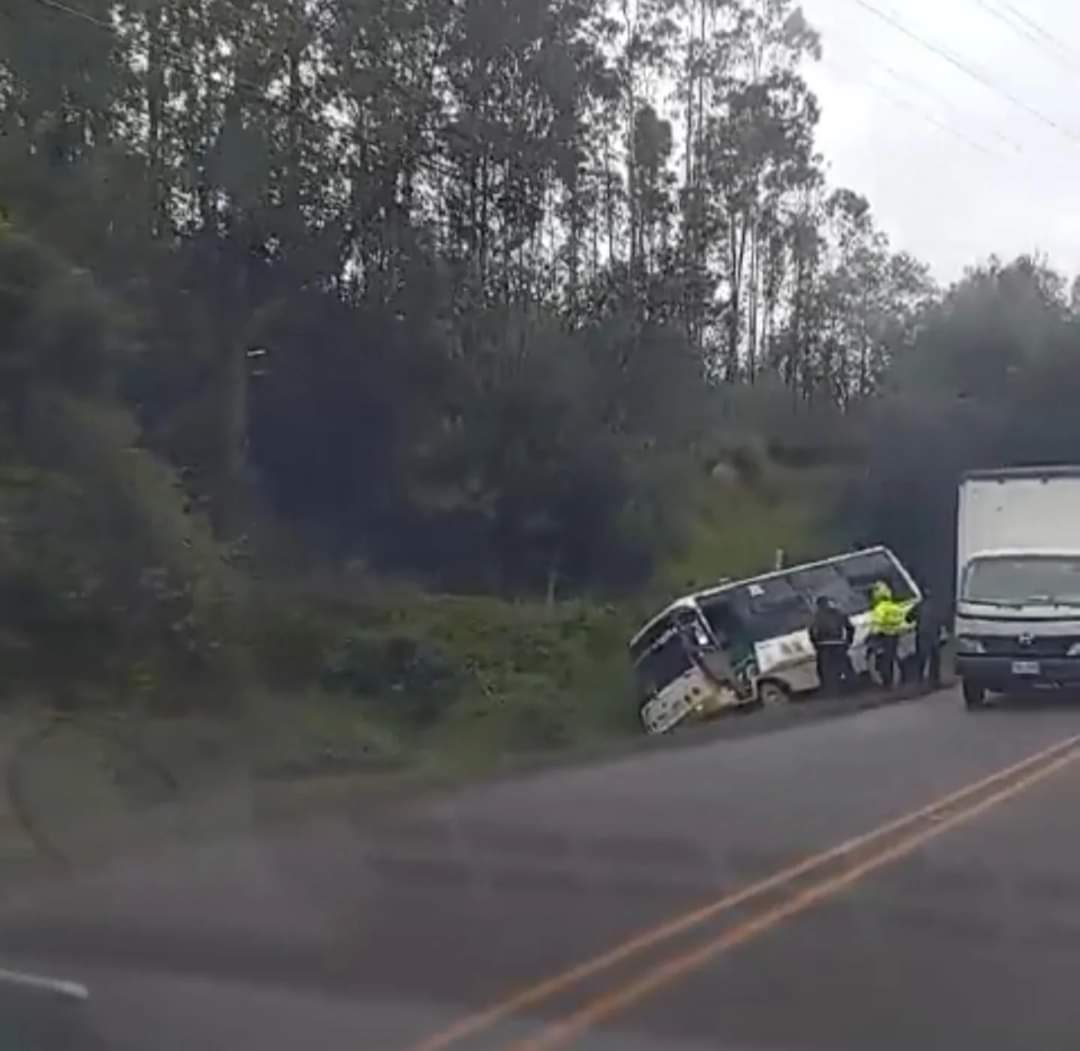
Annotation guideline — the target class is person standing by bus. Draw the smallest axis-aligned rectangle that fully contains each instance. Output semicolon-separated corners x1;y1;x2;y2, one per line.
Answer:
911;586;946;690
869;581;910;689
809;596;855;695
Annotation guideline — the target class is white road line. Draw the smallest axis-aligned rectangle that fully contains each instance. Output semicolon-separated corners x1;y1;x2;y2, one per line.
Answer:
0;966;89;1001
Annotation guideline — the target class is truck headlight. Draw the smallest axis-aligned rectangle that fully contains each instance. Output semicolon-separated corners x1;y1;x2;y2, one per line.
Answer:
1067;643;1080;657
956;637;985;655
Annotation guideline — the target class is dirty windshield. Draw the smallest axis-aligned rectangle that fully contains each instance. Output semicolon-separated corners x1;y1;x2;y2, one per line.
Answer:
7;0;1080;1047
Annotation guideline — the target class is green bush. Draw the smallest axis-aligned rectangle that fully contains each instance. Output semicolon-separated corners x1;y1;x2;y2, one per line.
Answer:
247;603;336;689
321;631;464;725
1;335;237;702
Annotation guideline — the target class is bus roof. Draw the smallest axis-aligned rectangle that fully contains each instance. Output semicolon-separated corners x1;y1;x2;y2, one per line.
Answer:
628;546;897;653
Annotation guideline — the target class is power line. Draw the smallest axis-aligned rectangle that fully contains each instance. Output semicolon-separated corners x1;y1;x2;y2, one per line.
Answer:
973;0;1080;73
27;0;273;101
994;0;1080;63
821;56;1005;162
849;0;1080;146
821;23;1024;154
876;57;1023;154
22;0;98;29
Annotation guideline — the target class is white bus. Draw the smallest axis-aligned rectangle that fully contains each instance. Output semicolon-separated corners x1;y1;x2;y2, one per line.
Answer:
630;547;921;735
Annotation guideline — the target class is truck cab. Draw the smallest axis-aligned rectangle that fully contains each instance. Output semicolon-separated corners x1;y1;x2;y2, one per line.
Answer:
955;468;1080;708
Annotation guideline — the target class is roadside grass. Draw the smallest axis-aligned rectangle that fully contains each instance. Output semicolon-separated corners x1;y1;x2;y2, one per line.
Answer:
0;470;846;865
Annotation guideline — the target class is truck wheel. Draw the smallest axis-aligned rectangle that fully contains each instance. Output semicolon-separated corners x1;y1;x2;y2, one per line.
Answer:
962;680;987;710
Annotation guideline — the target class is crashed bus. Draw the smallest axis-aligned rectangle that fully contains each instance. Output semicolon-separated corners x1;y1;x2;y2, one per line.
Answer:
630;547;920;735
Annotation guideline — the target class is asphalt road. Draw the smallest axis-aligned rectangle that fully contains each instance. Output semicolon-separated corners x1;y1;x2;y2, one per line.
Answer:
5;688;1080;1050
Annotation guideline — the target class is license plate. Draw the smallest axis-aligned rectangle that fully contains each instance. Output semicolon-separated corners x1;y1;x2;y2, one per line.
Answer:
1012;661;1041;677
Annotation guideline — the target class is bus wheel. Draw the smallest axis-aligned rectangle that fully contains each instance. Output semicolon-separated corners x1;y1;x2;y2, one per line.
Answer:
757;680;789;707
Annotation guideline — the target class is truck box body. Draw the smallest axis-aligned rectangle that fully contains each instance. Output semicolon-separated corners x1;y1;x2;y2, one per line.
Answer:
958;468;1080;589
956;467;1080;703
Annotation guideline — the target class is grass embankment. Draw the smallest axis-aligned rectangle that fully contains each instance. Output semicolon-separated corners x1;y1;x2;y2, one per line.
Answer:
0;472;843;864
656;466;839;597
246;468;843;787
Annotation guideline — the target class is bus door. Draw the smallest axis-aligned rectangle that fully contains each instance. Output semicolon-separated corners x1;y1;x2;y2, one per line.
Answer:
699;597;757;700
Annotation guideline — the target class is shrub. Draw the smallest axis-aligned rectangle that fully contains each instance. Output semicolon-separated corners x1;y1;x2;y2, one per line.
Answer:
247;603;336;689
321;632;463;725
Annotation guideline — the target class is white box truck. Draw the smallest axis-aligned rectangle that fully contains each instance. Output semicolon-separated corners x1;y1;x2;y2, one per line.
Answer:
956;467;1080;708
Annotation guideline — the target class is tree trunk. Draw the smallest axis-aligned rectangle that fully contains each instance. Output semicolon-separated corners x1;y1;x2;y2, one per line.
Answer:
218;333;249;536
748;219;759;381
545;553;561;607
146;4;167;237
728;215;750;381
285;8;303;224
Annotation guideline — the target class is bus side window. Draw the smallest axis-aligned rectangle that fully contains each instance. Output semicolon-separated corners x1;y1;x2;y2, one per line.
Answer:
732;578;811;640
839;551;914;602
789;566;861;615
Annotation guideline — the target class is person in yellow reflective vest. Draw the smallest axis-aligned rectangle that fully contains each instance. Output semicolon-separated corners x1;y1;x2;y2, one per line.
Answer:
868;581;914;689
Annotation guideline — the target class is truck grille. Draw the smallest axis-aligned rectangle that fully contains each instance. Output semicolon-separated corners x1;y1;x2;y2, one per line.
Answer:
977;636;1080;658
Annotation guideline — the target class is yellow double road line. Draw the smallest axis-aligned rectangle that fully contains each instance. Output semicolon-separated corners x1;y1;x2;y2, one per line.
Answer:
408;733;1080;1051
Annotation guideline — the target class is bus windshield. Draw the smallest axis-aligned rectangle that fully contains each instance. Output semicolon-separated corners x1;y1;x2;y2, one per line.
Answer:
633;630;693;698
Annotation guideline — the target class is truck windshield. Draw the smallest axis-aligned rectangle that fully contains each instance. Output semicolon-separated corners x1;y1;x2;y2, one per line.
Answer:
964;557;1080;606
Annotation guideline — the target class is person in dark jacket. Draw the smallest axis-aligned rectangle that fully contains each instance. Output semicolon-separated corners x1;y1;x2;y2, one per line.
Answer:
809;596;855;695
911;587;946;689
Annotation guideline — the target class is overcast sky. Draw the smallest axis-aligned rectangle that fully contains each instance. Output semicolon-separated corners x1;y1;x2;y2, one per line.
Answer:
798;0;1080;284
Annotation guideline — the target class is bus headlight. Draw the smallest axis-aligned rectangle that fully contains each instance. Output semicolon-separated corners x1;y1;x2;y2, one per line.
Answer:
956;637;985;655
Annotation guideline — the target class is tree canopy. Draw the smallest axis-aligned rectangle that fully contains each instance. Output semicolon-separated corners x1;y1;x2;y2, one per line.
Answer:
2;0;1075;612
